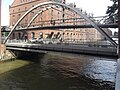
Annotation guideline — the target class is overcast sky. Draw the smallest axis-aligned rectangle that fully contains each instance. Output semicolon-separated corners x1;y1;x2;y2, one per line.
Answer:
1;0;113;26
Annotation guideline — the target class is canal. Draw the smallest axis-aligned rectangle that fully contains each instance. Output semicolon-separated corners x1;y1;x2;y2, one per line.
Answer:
0;52;117;90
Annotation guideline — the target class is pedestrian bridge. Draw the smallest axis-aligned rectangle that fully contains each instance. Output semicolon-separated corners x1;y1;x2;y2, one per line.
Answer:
3;2;118;46
2;1;118;57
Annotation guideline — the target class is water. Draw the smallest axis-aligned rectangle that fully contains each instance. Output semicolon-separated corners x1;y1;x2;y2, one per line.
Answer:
0;52;117;90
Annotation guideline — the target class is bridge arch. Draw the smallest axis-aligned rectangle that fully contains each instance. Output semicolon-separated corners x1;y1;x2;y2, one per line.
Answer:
27;5;73;27
4;1;117;46
27;6;56;27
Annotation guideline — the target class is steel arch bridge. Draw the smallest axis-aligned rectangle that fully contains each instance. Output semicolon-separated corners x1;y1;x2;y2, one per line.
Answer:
3;1;117;47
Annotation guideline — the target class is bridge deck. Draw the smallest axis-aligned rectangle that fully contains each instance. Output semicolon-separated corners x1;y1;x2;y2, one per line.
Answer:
6;43;117;57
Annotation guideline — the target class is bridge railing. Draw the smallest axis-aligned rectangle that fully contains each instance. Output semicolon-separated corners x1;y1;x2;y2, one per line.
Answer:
6;39;116;49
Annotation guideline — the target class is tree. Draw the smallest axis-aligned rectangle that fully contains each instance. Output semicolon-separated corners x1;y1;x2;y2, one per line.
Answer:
105;0;118;24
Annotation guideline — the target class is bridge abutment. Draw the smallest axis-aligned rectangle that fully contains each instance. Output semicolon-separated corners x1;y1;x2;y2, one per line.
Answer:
10;50;46;62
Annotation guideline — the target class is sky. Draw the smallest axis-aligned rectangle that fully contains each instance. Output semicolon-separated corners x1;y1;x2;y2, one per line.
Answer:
1;0;113;26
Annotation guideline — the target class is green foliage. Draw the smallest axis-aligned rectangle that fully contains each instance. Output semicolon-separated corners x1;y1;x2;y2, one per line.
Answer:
105;0;118;23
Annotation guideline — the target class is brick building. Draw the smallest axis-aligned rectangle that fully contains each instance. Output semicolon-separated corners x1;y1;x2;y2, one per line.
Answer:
9;0;110;43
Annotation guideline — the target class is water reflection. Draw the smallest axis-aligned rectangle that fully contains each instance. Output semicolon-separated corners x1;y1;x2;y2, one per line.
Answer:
0;53;117;90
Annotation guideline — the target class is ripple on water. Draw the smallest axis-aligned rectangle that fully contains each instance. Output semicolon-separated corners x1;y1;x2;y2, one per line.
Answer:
0;53;117;90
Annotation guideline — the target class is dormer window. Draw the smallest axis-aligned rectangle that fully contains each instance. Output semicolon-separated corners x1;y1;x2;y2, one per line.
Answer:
21;0;32;3
21;0;24;3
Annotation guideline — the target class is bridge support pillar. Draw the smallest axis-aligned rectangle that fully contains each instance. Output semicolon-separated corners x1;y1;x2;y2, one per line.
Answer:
0;45;6;60
0;0;6;61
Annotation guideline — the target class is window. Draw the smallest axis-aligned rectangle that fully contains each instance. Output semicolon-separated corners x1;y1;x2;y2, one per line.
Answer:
18;33;21;39
39;32;43;38
21;0;32;3
18;14;21;16
12;33;15;39
13;10;14;13
12;22;15;26
31;32;35;39
13;15;15;17
25;7;27;10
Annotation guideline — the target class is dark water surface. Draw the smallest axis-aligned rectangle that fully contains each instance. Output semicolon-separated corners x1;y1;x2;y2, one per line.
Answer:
0;52;117;90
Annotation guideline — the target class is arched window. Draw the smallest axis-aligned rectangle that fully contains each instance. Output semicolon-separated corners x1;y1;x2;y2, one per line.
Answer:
12;33;15;39
18;33;21;39
31;32;35;39
56;32;60;39
39;32;43;38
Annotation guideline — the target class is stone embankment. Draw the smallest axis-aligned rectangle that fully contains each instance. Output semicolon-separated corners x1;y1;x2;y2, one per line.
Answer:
0;45;31;75
0;44;15;61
